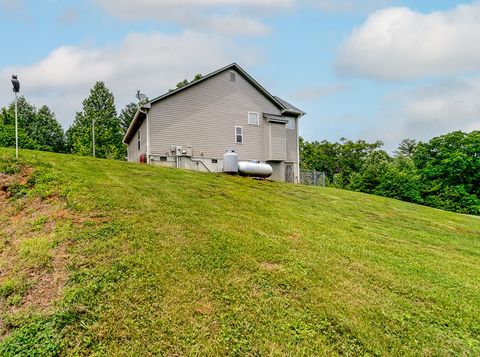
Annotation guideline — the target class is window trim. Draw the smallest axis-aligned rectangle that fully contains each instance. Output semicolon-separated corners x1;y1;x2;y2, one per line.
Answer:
137;130;141;150
286;117;295;130
235;126;244;144
248;111;260;126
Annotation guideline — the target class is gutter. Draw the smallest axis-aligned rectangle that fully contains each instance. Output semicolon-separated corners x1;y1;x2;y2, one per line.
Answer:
136;105;151;164
123;103;152;145
296;112;306;184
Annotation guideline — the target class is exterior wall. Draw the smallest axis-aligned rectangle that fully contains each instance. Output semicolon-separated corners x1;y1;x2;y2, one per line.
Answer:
148;70;283;161
286;118;298;163
268;162;285;182
127;118;147;163
268;122;287;161
127;68;301;182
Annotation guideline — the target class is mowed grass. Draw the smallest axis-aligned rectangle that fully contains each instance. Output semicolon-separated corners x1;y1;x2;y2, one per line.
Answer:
0;148;479;356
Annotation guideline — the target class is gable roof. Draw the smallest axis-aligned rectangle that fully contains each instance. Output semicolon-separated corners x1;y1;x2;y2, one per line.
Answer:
124;63;305;144
273;96;305;116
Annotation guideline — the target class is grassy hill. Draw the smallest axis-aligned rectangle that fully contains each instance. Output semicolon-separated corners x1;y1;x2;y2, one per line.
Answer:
0;148;479;356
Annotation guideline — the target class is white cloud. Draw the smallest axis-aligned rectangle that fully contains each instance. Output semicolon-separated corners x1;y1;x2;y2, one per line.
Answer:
0;31;255;127
337;3;480;80
367;78;480;150
93;0;293;37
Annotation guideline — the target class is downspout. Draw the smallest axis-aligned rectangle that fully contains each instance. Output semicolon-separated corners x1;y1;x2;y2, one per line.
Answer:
296;114;304;184
138;106;150;164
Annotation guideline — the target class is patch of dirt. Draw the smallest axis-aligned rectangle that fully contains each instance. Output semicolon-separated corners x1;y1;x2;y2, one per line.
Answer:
0;166;33;198
18;244;70;313
289;232;301;242
260;262;282;271
0;166;78;336
194;301;214;316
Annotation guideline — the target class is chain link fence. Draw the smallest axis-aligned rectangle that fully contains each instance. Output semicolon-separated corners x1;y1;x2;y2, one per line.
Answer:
300;170;326;187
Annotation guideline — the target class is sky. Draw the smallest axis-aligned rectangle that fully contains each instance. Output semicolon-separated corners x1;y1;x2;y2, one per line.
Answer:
1;0;479;151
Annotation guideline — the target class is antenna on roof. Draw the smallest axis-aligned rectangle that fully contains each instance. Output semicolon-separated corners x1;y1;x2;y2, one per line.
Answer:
136;90;147;102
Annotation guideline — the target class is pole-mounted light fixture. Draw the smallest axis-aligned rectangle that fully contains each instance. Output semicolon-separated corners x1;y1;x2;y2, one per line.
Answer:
11;75;20;160
11;75;20;92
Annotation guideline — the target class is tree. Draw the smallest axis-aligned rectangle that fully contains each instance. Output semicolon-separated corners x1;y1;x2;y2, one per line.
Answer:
0;124;37;150
67;82;124;159
30;106;66;152
300;132;479;215
348;150;391;193
374;156;422;203
170;74;203;92
176;79;189;89
119;102;139;135
300;137;383;187
1;96;36;129
394;138;417;157
0;97;65;153
413;131;480;214
119;97;150;135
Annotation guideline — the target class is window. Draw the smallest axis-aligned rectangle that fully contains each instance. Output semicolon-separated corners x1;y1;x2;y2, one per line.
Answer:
137;130;141;150
235;126;243;144
286;117;295;130
248;112;259;125
230;71;236;82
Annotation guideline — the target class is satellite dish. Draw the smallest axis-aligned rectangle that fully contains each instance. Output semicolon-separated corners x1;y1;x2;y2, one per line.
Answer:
136;90;147;101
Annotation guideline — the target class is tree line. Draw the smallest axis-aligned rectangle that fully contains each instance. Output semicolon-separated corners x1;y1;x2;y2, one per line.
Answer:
0;75;203;159
300;133;480;215
0;81;141;160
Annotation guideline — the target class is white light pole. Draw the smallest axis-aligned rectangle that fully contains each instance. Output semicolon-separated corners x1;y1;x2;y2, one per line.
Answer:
92;117;96;158
11;75;20;160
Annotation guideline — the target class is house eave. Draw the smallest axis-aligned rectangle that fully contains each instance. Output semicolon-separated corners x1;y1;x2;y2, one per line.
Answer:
123;108;147;144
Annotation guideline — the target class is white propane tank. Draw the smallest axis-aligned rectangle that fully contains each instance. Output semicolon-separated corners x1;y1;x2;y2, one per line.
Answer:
238;161;273;178
223;149;239;174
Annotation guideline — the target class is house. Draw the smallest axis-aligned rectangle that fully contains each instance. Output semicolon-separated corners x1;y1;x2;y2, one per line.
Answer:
123;63;305;183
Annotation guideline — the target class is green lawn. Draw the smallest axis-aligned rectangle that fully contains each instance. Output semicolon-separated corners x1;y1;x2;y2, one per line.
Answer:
0;148;479;356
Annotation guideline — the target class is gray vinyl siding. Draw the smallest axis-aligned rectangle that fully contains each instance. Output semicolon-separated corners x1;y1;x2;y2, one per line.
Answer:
269;123;286;161
286;118;298;162
127;119;147;163
148;70;283;161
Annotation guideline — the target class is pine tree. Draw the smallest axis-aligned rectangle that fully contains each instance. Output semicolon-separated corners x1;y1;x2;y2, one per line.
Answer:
394;138;417;157
119;102;140;135
67;82;124;159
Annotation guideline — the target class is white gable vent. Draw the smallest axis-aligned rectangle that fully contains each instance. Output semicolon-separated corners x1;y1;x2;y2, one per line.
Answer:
230;71;236;82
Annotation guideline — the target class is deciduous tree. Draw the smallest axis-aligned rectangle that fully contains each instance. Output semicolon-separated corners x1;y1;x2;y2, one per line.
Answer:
67;82;124;159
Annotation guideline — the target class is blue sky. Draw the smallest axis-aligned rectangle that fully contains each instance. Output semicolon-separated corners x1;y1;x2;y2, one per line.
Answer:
1;0;479;151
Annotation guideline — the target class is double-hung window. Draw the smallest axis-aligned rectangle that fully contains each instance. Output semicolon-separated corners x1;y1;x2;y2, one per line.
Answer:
235;126;243;144
248;112;259;125
137;130;141;150
286;118;295;130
